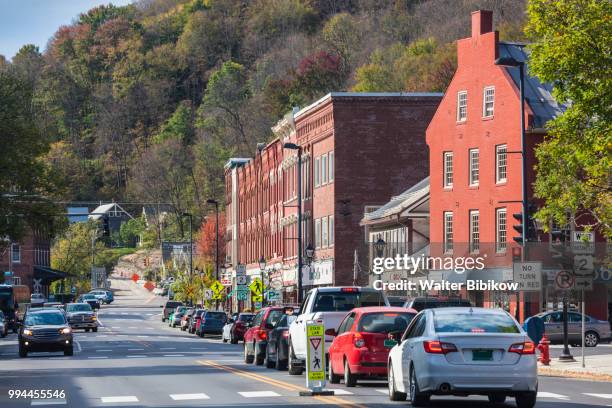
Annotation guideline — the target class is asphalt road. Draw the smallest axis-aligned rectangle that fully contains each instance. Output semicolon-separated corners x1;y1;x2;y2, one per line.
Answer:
1;279;611;408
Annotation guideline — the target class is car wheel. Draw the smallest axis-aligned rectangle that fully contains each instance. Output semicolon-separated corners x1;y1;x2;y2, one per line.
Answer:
344;358;357;387
162;318;166;323
244;342;254;364
515;391;537;408
585;331;599;347
265;347;275;368
255;342;264;365
275;345;287;370
388;361;406;401
409;366;429;407
19;346;27;358
488;394;506;404
288;341;303;375
1;330;6;338
92;327;98;333
328;359;341;384
64;347;74;356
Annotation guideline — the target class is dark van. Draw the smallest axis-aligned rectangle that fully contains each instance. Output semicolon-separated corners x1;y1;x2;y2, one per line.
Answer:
161;300;184;322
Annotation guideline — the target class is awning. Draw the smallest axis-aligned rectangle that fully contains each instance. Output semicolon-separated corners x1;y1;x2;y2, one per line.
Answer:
34;266;68;284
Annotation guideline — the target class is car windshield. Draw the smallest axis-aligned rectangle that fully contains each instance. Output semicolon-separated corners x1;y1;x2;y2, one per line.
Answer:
82;295;95;299
25;312;66;326
358;312;415;333
206;312;226;320
312;290;386;312
66;304;92;312
434;313;520;333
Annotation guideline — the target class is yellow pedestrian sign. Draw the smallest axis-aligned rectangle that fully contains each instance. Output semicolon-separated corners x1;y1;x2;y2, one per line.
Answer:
210;280;224;294
252;294;263;302
249;277;263;295
212;292;224;300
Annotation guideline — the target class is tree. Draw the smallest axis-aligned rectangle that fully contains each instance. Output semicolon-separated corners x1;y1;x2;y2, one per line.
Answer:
526;0;611;237
196;212;226;264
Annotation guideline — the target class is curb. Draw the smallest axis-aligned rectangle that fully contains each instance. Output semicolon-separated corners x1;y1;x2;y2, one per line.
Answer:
538;365;612;382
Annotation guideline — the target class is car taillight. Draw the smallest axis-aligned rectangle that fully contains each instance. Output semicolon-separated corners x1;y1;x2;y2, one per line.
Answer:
258;330;267;341
423;340;457;354
509;341;535;354
353;333;365;348
282;330;289;338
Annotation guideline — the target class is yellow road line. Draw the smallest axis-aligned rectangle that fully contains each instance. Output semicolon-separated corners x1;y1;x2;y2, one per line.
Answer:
197;360;366;408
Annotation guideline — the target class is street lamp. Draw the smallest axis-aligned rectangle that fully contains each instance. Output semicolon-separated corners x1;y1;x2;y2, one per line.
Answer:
181;213;193;278
305;244;315;265
259;255;266;307
206;199;220;282
283;142;304;303
374;237;386;258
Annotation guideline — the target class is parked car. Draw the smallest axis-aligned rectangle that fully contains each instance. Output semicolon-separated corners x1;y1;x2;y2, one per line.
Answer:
65;303;98;332
0;310;8;337
403;296;472;311
245;306;299;365
264;313;298;369
228;313;255;344
197;311;227;337
19;308;73;357
180;308;195;331
387;296;408;307
327;306;416;386
188;309;205;334
89;290;113;304
161;300;183;322
78;294;100;310
387;307;537;408
288;287;389;375
535;310;610;347
30;293;47;306
169;306;187;327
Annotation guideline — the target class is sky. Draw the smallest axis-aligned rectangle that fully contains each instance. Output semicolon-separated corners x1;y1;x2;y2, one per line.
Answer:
0;0;134;60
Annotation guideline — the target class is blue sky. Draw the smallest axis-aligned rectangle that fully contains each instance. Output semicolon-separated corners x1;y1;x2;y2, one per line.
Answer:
0;0;134;59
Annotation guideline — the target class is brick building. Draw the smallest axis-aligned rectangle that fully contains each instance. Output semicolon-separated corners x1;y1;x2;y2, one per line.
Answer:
225;92;441;307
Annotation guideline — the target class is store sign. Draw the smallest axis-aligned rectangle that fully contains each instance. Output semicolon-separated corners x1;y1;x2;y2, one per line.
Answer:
303;260;333;286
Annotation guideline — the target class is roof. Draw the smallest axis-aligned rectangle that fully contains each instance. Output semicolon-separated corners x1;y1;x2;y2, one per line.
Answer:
361;177;430;224
89;203;133;221
430;307;506;315
498;42;564;128
352;306;418;314
295;92;444;119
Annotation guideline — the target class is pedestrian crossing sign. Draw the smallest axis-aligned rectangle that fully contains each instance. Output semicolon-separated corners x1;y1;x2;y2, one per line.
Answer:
252;294;263;302
306;322;326;384
210;280;224;294
249;277;263;295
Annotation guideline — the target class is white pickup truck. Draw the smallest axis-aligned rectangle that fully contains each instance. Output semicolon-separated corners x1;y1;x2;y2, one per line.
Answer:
287;286;389;374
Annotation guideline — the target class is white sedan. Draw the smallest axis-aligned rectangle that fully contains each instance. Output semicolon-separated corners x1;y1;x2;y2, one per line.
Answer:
387;307;537;408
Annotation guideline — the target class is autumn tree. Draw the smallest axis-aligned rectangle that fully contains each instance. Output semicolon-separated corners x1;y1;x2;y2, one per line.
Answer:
196;211;226;265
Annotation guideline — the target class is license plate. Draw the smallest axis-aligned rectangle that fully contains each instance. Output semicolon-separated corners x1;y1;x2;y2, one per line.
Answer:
472;349;493;361
384;339;397;348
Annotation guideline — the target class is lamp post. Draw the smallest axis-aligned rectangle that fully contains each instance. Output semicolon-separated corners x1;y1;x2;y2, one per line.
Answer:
305;244;315;265
283;142;303;303
374;237;386;258
181;213;193;278
206;200;220;282
259;255;266;307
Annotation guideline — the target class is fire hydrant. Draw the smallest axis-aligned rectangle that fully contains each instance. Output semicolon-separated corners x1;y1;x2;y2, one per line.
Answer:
538;334;551;366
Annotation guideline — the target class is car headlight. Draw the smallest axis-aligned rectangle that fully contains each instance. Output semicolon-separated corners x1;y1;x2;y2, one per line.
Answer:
23;329;33;336
91;316;97;320
61;327;71;334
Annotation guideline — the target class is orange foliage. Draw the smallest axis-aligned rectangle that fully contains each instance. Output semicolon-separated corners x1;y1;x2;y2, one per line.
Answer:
196;211;226;264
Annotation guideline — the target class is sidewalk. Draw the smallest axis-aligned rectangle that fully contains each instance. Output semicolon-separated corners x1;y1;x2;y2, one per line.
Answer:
539;354;612;382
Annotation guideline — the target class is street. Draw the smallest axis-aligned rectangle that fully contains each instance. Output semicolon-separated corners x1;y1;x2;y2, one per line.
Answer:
0;279;610;408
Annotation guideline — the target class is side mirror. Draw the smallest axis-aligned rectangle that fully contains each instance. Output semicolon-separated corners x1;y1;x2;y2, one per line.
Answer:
325;328;337;336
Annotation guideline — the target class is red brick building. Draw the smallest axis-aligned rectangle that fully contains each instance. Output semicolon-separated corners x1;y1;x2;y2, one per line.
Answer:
225;92;441;307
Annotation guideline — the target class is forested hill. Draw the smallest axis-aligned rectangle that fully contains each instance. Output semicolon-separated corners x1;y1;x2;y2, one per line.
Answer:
1;0;526;216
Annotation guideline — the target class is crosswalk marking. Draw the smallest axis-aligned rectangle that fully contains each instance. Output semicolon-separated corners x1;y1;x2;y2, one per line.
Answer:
584;394;612;399
169;393;210;400
126;355;147;358
163;354;185;357
330;389;353;395
100;396;138;403
375;389;388;394
538;392;569;400
238;391;281;398
88;356;108;359
31;399;67;406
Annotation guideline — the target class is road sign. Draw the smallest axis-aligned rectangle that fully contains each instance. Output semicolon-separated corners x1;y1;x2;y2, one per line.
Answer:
210;280;225;294
574;254;594;276
33;278;42;294
266;290;281;301
236;264;246;276
574;277;593;291
512;262;542;291
236;275;247;285
572;231;595;253
270;279;283;290
235;285;250;300
306;321;326;389
212;292;224;300
555;270;575;290
204;289;213;300
252;295;263;302
249;277;263;295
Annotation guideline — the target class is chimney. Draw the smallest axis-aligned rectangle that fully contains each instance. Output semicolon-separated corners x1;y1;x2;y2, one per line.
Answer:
471;10;493;38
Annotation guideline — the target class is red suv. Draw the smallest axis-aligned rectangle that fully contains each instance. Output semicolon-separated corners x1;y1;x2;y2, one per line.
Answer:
327;306;416;386
243;306;298;365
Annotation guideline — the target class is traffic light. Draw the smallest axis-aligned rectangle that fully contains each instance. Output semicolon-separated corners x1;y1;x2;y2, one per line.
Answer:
512;211;538;245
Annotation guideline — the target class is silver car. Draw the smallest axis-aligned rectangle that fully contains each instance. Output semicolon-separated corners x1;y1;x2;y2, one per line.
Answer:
536;311;610;347
388;307;537;408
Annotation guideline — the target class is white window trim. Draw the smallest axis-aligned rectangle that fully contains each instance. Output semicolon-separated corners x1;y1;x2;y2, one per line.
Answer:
469;210;480;253
443;211;453;253
496;208;507;253
321;153;328;185
11;243;21;264
457;91;467;122
482;86;495;118
314;157;320;188
329;215;334;246
328;151;334;182
315;218;321;249
496;144;507;184
469;148;479;186
322;216;328;248
443;152;453;188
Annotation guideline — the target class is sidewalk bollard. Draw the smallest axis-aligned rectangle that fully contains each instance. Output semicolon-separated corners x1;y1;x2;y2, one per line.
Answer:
538;334;550;366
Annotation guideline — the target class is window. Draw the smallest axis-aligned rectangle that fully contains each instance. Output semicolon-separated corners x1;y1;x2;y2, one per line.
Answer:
11;244;20;263
496;144;507;183
443;152;453;188
469;210;480;252
469;148;479;185
315;218;321;249
322;217;328;247
483;86;495;117
329;215;334;246
457;91;467;121
496;208;507;252
314;157;320;187
443;212;453;253
321;153;328;185
328;151;334;182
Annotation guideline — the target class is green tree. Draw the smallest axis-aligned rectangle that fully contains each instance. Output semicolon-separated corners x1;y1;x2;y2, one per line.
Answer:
526;0;611;237
119;216;146;247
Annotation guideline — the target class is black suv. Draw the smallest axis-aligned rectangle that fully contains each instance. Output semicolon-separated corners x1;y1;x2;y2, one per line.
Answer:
19;308;73;357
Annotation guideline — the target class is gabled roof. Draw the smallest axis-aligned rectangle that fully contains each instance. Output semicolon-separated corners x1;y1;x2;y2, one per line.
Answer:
498;42;564;129
361;177;430;225
89;203;133;220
